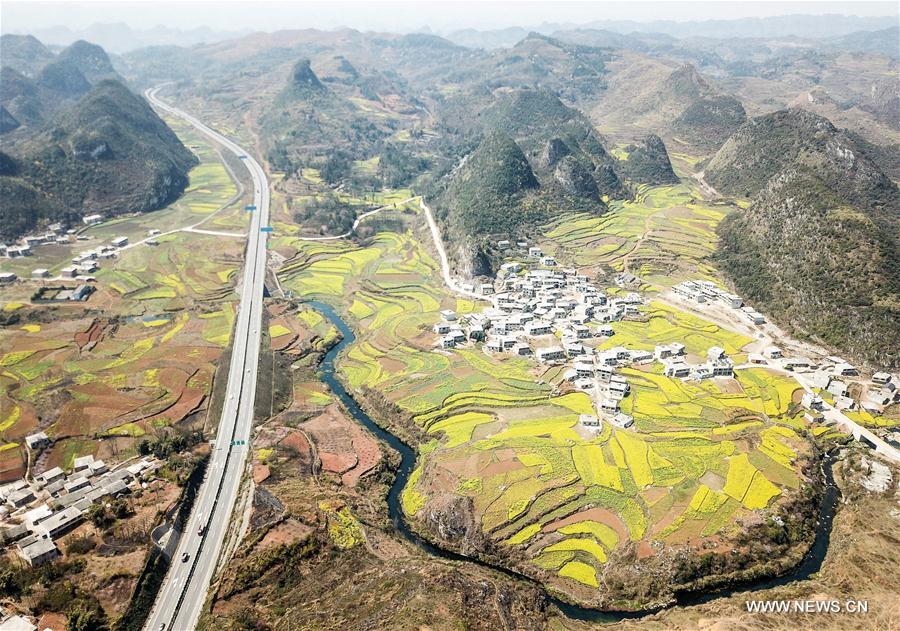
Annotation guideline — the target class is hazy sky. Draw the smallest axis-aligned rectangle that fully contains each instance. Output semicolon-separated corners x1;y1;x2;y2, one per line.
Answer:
3;0;898;34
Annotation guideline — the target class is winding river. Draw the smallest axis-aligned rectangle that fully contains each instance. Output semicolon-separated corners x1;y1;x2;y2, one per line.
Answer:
308;300;840;622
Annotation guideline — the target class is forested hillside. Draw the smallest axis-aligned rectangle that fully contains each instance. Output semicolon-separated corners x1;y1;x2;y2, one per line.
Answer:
713;109;900;368
0;79;197;239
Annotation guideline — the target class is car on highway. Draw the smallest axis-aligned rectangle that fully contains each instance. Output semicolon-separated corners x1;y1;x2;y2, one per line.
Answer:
181;552;190;563
198;524;206;536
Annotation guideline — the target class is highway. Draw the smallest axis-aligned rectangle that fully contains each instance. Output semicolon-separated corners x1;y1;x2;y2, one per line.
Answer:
143;86;270;631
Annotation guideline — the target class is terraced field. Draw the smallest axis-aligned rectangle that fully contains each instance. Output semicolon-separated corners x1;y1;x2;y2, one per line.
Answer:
541;183;730;286
274;212;819;604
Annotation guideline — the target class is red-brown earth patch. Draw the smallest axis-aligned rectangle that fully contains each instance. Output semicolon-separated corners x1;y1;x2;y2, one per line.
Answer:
253;464;271;484
255;518;314;553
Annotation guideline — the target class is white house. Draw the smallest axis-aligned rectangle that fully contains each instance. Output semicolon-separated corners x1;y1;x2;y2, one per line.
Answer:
608;379;630;398
484;338;503;353
611;412;634;429
573;362;594;379
832;363;858;377
24;432;49;450
827;380;849;398
801;392;825;411
872;372;892;385
73;455;95;473
782;358;811;371
629;350;654;364
745;310;766;325
511;342;532;356
599;398;619;414
536;346;565;363
579;414;601;427
525;321;552;336
596;366;614;382
664;360;691;378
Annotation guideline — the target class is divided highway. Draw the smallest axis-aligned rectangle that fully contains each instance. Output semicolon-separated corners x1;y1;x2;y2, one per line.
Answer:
143;87;270;631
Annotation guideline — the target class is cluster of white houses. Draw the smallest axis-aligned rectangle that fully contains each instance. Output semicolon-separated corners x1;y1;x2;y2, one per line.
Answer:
1;231;134;286
0;439;159;567
1;223;76;259
673;279;767;325
433;263;745;432
0;218;107;260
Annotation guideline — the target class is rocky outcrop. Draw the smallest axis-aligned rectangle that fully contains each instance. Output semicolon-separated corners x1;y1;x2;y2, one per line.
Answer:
0;106;19;134
423;494;485;555
0;79;197;240
538;137;571;169
714;108;900;368
554;155;600;200
289;59;325;93
617;134;679;185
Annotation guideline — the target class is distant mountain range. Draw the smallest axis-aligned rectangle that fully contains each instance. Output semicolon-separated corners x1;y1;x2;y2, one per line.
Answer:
444;14;897;49
2;22;251;53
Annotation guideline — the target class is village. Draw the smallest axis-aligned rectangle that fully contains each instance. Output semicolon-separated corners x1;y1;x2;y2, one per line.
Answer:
669;280;900;417
0;212;160;295
0;429;161;571
430;247;900;441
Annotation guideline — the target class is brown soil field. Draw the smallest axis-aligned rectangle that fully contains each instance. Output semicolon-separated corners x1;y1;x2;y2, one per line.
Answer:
305;406;359;475
256;518;314;552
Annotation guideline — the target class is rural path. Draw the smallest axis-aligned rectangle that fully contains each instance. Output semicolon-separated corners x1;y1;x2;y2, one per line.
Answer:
143;86;270;631
183;227;246;238
420;198;486;301
296;196;418;241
